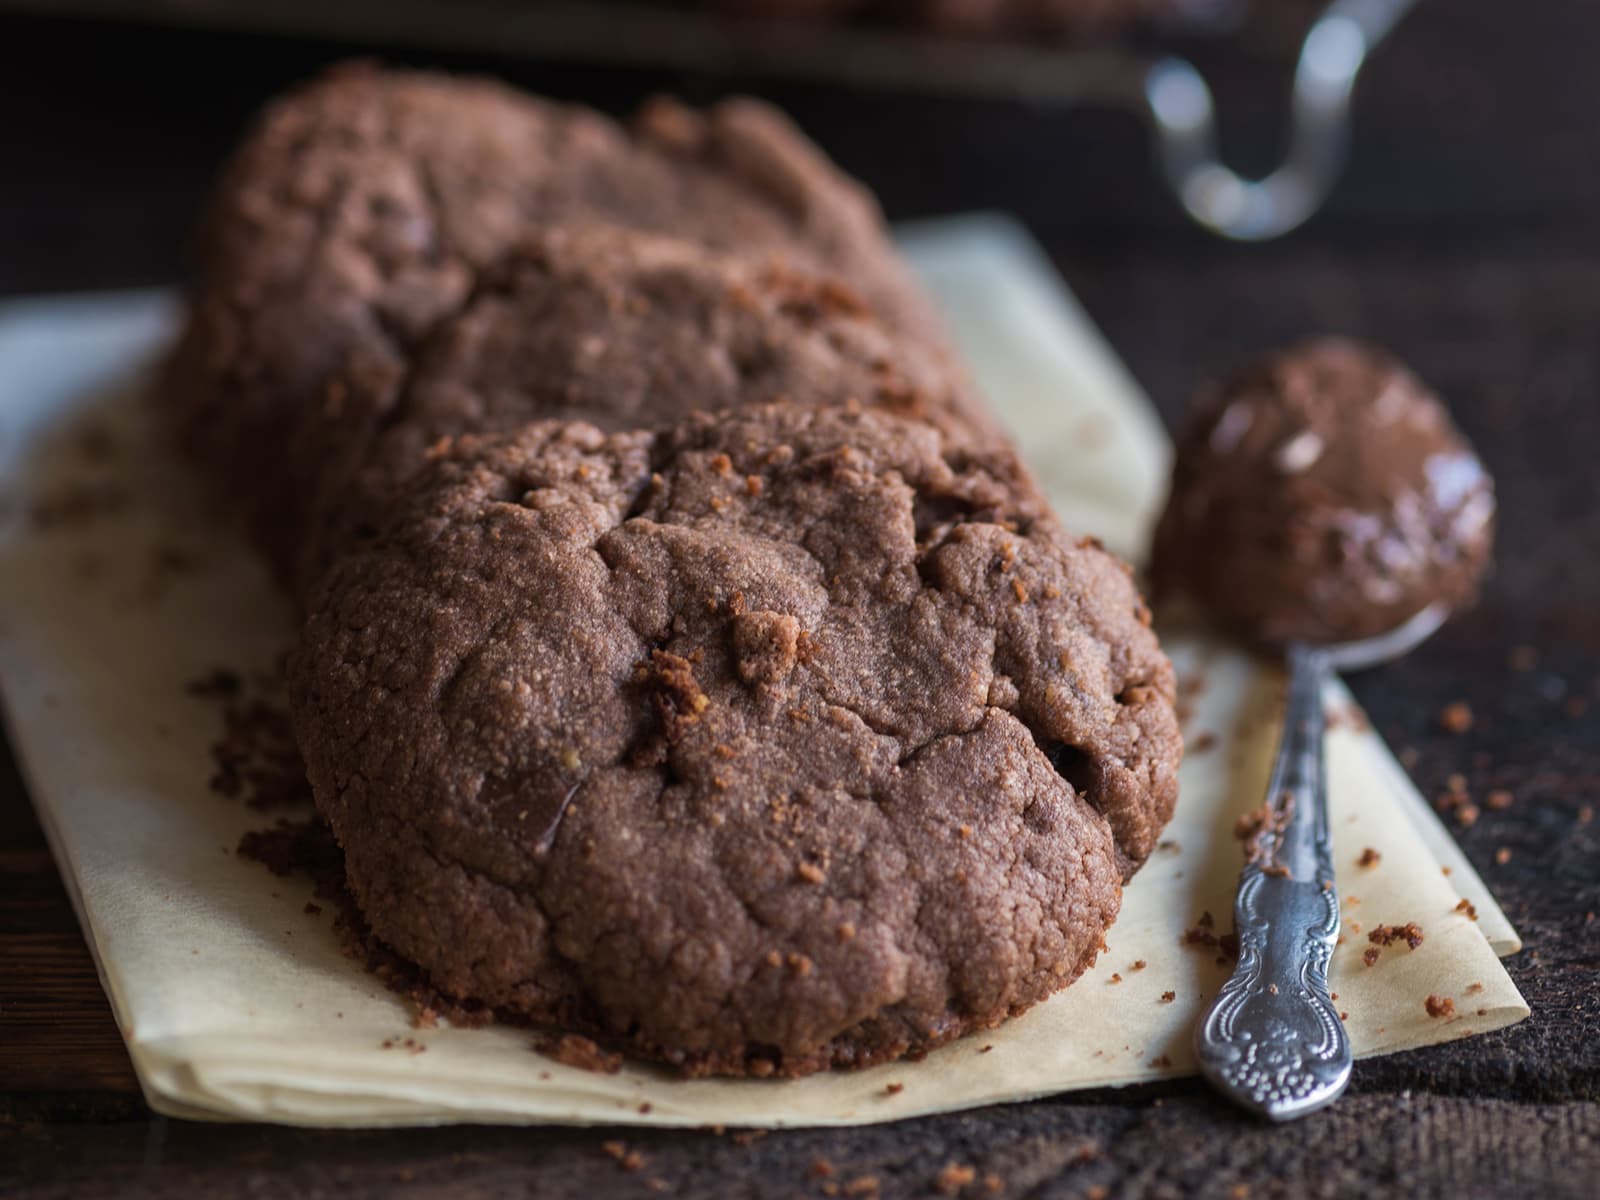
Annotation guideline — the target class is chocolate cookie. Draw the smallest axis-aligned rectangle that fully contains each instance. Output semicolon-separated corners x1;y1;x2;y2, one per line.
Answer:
1152;339;1495;645
167;63;952;574
290;403;1180;1076
289;224;1003;598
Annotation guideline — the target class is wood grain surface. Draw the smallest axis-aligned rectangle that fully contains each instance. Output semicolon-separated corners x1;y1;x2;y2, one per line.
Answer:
1;0;1597;1194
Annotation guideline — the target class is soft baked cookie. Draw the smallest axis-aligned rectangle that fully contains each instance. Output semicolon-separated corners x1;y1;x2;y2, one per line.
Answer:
167;63;953;576
289;224;1005;598
290;403;1180;1076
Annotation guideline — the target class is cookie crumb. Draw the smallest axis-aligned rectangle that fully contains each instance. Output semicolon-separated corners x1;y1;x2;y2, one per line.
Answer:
1466;982;1485;995
883;1082;904;1096
842;1176;880;1198
1485;789;1514;811
1368;922;1425;950
1425;994;1456;1019
1495;847;1513;865
1160;991;1176;1003
1438;701;1474;733
1356;847;1381;869
809;1159;835;1180
1131;959;1147;971
1362;947;1381;968
1149;1054;1173;1068
934;1163;977;1195
1455;898;1479;920
534;1033;622;1074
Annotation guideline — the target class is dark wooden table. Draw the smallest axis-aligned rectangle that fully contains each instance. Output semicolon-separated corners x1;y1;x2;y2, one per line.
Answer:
3;2;1597;1195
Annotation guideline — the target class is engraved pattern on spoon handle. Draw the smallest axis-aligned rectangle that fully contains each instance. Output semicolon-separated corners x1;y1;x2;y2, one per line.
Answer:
1194;643;1352;1121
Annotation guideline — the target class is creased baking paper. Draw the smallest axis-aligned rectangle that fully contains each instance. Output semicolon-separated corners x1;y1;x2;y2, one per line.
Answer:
0;215;1525;1127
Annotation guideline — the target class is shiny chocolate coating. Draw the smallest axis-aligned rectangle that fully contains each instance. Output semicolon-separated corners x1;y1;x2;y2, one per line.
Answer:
1152;339;1495;645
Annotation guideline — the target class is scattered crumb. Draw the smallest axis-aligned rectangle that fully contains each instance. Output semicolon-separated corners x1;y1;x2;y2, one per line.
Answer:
1230;1186;1251;1200
621;1152;644;1173
1485;789;1514;811
534;1033;622;1074
1457;804;1481;827
1131;960;1147;971
1466;982;1484;995
1149;1054;1173;1069
983;1174;1004;1195
1356;847;1381;869
979;1044;993;1054
602;1141;626;1160
1362;947;1381;968
842;1176;880;1198
1108;973;1122;984
809;1159;835;1180
1438;701;1474;734
1368;923;1425;950
1455;898;1479;920
1425;995;1456;1019
934;1163;977;1195
883;1082;904;1096
1160;991;1176;1004
1495;847;1513;865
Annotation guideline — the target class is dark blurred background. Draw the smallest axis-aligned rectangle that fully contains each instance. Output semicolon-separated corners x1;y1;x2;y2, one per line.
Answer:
0;0;1595;295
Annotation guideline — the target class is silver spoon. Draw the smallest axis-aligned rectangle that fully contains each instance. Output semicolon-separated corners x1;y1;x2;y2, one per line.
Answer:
1193;602;1450;1121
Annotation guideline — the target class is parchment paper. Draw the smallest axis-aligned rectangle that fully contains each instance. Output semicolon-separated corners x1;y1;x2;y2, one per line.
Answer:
0;214;1526;1127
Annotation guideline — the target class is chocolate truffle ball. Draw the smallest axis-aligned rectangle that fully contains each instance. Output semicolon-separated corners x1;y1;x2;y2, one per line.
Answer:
1152;339;1495;645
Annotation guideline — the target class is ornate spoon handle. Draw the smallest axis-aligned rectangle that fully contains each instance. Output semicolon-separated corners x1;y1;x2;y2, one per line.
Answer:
1194;642;1352;1121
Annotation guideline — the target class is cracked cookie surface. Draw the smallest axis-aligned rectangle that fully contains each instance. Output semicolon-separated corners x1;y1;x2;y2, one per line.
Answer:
290;224;1002;598
166;63;953;577
290;403;1180;1076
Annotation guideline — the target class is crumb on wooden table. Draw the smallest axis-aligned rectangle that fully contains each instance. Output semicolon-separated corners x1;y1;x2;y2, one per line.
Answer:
1438;701;1474;733
934;1163;977;1195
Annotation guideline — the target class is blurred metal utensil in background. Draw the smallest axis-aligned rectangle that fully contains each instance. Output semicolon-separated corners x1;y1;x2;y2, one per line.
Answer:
1146;0;1420;238
4;0;1417;237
